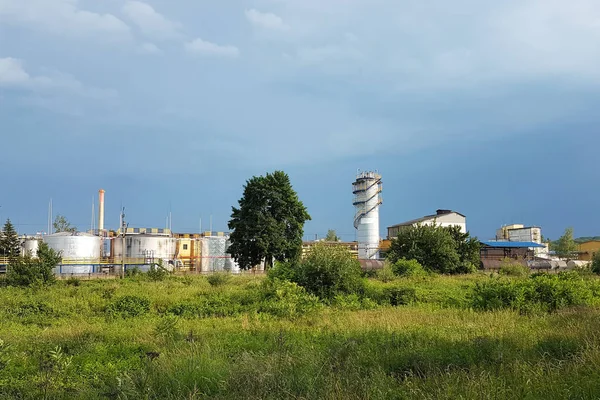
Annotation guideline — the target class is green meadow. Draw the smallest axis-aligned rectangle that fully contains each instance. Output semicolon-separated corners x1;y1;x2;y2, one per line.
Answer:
1;272;600;399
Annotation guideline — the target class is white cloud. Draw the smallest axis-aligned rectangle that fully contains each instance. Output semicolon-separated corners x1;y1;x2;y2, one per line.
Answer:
122;1;182;40
0;0;131;41
245;9;289;30
185;38;240;58
0;58;31;85
138;42;161;55
0;57;116;99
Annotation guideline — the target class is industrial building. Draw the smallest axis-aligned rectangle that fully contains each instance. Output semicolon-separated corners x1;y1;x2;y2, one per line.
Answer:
479;241;546;270
301;241;359;259
494;224;549;258
387;209;466;239
578;240;600;261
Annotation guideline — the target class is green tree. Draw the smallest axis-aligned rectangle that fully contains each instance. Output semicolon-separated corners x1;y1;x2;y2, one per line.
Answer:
446;225;481;268
53;215;76;233
227;171;311;270
387;223;478;274
554;228;578;260
290;242;364;299
325;229;340;242
0;219;21;258
6;242;60;286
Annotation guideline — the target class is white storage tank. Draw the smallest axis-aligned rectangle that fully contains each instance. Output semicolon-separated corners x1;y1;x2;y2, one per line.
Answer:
43;232;101;274
21;238;40;258
200;236;240;273
112;234;177;271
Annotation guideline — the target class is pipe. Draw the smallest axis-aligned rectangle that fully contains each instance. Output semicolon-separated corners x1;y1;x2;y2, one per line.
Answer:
98;189;105;232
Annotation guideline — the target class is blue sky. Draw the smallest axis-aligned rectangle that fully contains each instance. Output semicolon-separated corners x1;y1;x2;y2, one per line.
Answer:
1;0;599;241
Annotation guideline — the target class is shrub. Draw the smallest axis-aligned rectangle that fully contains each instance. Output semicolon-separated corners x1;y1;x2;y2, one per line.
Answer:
259;279;321;318
5;243;59;287
267;261;296;282
391;259;426;277
207;273;231;287
499;259;530;277
387;224;480;274
125;267;142;278
292;242;364;299
384;287;417;306
147;262;170;282
592;251;600;275
375;263;396;282
65;277;81;286
106;295;150;318
471;272;595;313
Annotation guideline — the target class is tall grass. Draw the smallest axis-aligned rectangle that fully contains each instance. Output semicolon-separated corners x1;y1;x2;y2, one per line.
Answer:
0;273;599;398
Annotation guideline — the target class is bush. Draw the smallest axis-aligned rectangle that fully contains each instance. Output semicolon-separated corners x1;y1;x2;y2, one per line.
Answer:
387;224;480;274
375;264;396;282
385;287;417;306
292;243;364;299
106;295;150;318
472;272;595;313
592;252;600;275
391;259;426;277
499;259;529;277
65;277;81;286
5;243;59;287
267;261;296;281
207;272;231;287
259;279;321;318
146;261;170;281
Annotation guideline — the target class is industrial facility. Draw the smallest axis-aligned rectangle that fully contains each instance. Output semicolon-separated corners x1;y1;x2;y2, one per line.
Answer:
0;171;594;277
1;189;241;276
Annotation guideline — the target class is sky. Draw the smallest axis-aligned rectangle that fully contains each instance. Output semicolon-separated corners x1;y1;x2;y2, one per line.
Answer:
0;0;599;242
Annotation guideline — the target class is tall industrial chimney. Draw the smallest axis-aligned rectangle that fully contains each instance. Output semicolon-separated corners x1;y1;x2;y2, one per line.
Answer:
98;189;105;232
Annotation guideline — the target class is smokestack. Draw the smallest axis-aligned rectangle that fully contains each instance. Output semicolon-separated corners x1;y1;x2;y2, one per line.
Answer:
98;189;105;232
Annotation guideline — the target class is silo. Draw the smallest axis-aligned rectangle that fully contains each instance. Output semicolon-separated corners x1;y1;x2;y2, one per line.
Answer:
112;234;177;271
43;232;101;274
353;171;382;260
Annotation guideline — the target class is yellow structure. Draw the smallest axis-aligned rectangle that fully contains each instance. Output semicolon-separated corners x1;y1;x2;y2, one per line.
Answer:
174;234;202;271
301;241;359;259
578;241;600;261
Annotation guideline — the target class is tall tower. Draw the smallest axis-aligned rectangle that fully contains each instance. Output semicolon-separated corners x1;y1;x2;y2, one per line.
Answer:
353;171;382;260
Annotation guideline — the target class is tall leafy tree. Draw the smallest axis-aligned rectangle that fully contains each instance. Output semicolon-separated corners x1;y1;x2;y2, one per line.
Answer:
53;215;77;233
446;225;481;267
554;227;578;260
228;171;311;270
325;229;340;242
0;219;21;258
387;224;479;274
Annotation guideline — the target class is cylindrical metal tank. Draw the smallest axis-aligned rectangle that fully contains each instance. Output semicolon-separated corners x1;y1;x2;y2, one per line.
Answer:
201;236;240;273
43;232;101;274
21;238;40;258
353;171;382;260
112;234;177;271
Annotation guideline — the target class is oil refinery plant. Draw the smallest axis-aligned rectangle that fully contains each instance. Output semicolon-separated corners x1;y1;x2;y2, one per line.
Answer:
12;189;242;276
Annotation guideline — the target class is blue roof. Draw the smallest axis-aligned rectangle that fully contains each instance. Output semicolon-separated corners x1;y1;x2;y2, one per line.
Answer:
481;241;545;248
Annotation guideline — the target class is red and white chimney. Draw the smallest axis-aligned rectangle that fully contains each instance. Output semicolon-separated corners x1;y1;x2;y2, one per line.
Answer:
98;189;105;232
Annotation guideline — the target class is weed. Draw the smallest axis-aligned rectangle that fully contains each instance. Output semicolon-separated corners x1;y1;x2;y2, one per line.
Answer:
207;272;231;287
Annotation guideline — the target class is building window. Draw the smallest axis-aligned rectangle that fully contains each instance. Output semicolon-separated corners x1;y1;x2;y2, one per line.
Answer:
183;244;188;250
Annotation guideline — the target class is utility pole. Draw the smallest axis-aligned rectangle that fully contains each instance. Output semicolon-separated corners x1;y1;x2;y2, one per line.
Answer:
120;207;126;279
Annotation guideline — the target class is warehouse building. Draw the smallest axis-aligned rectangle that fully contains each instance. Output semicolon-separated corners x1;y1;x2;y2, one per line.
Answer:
387;209;466;239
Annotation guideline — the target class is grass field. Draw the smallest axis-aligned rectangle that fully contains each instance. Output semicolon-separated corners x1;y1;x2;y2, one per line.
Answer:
1;272;600;399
